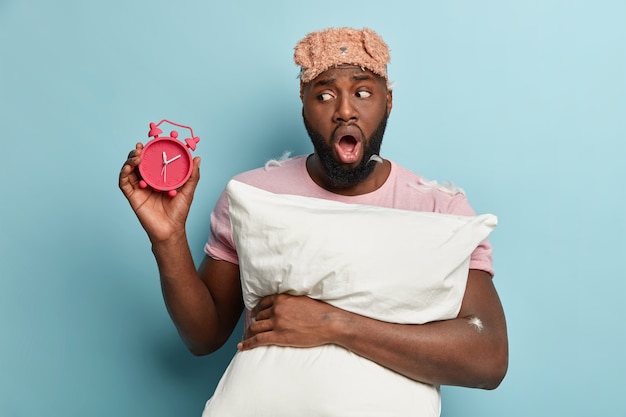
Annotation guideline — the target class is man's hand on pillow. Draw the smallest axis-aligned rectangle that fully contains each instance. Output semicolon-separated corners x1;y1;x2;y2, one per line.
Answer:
238;294;341;351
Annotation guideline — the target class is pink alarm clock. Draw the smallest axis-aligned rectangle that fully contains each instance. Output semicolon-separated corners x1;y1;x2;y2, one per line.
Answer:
138;120;200;197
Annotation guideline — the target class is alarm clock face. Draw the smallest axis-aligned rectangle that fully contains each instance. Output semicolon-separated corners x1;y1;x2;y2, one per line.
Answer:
139;137;193;191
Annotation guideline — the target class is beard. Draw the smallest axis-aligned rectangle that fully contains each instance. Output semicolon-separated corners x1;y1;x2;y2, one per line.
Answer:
303;113;389;189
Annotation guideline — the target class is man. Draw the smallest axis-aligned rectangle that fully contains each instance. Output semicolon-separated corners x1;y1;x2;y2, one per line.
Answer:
119;27;508;415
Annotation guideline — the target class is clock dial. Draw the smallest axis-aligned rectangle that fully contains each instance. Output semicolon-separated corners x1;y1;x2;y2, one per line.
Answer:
139;138;192;191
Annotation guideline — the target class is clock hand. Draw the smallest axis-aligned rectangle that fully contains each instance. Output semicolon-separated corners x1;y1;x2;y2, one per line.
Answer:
160;151;168;181
159;152;167;182
159;152;181;184
165;154;182;164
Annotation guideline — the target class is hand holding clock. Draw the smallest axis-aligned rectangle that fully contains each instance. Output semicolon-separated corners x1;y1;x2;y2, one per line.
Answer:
119;142;201;244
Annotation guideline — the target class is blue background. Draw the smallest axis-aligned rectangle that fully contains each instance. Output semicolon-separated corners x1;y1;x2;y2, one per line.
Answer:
1;1;625;416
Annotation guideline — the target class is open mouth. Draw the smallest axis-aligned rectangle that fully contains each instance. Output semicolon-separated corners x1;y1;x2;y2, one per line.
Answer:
334;126;362;164
338;135;357;153
335;134;361;163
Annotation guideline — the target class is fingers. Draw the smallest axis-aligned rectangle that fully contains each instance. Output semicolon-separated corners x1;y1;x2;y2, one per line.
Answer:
128;143;143;166
248;316;273;334
239;320;272;351
250;294;277;317
119;143;143;192
120;143;142;172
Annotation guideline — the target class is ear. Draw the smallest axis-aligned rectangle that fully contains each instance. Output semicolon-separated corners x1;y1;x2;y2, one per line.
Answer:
386;89;393;116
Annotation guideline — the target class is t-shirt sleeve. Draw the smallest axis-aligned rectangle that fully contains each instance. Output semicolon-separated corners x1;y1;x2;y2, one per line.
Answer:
204;189;239;265
447;193;495;277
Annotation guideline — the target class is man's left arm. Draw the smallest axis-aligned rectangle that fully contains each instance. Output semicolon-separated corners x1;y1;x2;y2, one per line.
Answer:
240;269;508;389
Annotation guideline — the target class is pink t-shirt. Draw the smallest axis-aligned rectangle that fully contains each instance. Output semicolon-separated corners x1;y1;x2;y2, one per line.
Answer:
205;155;494;276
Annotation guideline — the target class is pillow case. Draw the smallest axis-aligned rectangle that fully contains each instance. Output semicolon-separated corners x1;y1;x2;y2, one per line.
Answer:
202;179;497;417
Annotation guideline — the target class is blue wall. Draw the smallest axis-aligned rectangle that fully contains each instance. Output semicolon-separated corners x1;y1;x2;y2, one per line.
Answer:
1;1;625;416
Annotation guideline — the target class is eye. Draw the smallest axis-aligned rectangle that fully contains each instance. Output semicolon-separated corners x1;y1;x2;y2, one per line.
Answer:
317;92;334;102
355;90;372;99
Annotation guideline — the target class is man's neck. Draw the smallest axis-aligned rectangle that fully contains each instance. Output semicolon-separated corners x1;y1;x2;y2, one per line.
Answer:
305;154;392;196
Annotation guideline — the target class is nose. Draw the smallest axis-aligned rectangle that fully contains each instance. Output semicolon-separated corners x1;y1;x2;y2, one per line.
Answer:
334;94;358;123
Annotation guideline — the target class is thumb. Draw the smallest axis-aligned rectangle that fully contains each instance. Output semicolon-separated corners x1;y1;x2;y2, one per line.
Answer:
180;156;201;195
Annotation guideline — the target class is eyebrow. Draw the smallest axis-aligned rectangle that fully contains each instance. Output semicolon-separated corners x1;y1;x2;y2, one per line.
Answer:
315;73;375;87
352;74;374;82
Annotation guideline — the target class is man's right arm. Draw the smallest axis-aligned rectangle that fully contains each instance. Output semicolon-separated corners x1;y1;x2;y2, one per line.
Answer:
155;239;243;355
119;143;243;355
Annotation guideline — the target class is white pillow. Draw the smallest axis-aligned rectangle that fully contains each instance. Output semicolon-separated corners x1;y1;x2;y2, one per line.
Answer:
202;180;497;417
